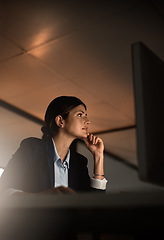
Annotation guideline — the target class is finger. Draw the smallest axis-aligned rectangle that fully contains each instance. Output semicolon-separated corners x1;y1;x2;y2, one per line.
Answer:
66;187;76;194
83;137;89;147
94;136;99;144
96;136;102;143
87;133;93;142
90;134;97;144
59;186;76;194
92;135;96;144
89;134;96;143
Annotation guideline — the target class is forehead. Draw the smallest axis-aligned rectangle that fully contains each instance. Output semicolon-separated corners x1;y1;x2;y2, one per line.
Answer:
70;104;87;113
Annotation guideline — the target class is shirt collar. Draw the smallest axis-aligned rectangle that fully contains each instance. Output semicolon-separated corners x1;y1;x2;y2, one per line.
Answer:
51;138;70;169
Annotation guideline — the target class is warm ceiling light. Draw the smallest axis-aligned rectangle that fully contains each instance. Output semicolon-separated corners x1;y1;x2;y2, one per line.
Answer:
31;27;53;51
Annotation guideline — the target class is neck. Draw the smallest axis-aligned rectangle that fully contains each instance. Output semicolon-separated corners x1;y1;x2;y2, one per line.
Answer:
53;132;74;162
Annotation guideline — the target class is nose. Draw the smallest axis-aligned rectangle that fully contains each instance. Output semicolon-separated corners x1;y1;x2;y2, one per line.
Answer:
85;116;90;125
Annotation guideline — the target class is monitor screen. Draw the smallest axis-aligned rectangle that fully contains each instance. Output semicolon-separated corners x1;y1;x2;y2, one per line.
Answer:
132;42;164;187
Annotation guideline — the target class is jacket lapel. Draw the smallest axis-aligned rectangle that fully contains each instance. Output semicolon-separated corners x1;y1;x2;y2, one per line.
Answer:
68;151;79;190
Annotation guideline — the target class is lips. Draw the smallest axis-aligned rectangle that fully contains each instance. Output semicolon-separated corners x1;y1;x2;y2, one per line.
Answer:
82;127;88;131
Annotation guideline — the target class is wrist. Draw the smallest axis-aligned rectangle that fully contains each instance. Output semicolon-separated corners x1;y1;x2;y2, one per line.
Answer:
93;152;104;163
93;173;104;180
93;174;104;180
93;150;103;157
93;155;104;179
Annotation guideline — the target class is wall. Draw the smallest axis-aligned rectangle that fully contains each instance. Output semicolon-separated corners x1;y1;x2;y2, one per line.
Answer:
77;141;164;193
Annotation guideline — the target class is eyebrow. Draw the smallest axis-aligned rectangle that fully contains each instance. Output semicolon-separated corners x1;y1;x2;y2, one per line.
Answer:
77;110;87;115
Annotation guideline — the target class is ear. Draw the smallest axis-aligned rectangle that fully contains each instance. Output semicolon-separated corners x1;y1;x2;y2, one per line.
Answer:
55;115;64;128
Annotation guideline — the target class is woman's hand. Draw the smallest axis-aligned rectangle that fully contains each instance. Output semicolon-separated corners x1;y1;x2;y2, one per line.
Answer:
83;133;104;156
40;186;76;195
83;133;105;180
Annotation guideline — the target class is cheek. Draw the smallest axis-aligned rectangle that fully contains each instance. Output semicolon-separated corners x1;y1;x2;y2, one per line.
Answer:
69;121;82;134
70;123;80;132
65;120;78;132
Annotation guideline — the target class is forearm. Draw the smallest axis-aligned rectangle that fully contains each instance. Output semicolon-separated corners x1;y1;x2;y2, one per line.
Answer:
93;153;104;180
83;133;107;190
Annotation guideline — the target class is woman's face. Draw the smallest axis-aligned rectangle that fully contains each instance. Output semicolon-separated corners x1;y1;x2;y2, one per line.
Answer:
63;104;90;139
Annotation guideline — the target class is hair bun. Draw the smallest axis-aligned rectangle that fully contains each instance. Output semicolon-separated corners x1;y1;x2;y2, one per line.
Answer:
41;125;50;139
41;126;47;134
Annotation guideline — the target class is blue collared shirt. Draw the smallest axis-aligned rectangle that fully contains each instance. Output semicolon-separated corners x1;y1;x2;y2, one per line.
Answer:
52;139;70;188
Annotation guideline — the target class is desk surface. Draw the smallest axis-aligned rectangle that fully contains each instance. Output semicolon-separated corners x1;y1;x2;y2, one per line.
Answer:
1;190;164;208
1;191;164;240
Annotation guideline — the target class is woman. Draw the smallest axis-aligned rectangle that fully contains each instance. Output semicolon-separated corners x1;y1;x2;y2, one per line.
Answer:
0;96;107;195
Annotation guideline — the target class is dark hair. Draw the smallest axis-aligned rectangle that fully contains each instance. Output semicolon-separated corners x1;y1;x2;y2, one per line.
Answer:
41;96;86;139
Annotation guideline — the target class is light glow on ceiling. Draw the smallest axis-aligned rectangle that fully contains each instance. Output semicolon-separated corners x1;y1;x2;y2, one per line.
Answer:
30;27;54;54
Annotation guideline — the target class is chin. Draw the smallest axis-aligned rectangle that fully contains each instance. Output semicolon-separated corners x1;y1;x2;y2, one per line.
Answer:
77;134;87;139
82;133;88;138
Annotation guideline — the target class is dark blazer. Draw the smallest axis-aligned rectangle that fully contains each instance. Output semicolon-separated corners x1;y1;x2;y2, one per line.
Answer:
0;137;103;193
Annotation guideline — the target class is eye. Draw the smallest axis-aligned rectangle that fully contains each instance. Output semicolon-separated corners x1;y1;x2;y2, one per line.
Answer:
77;113;83;117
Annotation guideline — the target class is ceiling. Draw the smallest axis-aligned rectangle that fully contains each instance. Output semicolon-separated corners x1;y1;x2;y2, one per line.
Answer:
0;0;164;168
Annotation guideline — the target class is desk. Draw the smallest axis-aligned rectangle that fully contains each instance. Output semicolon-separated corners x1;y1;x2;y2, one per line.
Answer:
1;191;164;239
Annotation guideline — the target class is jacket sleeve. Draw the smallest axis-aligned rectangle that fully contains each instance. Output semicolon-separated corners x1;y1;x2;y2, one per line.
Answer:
0;138;49;194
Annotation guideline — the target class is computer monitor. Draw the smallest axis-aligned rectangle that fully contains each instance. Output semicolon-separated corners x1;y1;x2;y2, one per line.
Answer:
132;42;164;187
